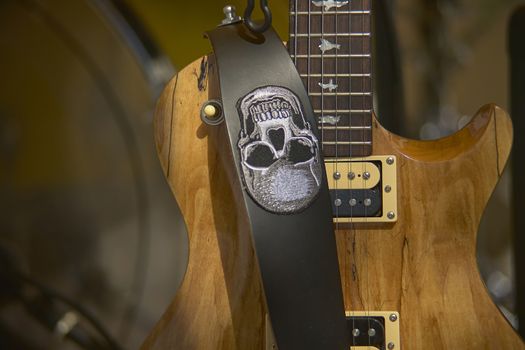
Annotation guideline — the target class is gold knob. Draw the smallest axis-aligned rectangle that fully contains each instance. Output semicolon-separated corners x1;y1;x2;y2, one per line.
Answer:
203;104;218;118
200;100;223;125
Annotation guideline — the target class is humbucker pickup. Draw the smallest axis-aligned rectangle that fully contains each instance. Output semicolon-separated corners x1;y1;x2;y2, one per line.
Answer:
347;311;401;350
325;156;398;223
265;311;401;350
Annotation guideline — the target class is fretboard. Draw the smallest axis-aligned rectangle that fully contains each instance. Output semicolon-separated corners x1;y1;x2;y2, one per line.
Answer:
288;0;372;158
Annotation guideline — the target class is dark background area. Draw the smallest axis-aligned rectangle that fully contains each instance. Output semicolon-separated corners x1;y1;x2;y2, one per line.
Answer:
0;0;523;348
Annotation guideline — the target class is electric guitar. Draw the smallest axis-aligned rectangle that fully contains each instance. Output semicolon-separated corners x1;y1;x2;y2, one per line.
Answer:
143;1;525;349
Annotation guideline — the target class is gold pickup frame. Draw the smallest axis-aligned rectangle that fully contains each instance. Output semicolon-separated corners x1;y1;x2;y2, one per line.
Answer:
325;156;398;223
347;311;401;350
265;311;401;349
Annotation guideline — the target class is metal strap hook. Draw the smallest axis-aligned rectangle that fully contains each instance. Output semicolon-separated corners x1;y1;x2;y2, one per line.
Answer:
244;0;272;34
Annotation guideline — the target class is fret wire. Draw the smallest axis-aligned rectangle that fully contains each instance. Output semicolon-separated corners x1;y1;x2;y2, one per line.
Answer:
321;126;371;130
322;141;372;145
301;73;371;77
292;54;371;58
316;109;372;113
310;92;371;96
291;11;370;15
291;33;370;37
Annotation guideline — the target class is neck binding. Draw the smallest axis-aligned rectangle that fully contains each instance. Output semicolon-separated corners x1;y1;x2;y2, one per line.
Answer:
288;0;373;158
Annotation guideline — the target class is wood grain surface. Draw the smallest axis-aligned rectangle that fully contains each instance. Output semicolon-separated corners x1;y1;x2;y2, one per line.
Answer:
143;57;524;349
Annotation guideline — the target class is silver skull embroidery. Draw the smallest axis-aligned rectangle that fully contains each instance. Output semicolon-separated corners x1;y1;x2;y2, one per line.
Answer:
237;86;322;213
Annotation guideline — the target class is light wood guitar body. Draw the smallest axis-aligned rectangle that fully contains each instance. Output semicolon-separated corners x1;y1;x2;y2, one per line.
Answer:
142;56;525;349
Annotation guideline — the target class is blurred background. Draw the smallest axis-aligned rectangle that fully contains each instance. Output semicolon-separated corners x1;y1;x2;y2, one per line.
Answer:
0;0;523;349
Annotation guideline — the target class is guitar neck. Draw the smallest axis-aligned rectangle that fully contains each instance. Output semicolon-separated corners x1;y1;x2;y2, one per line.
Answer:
288;0;373;158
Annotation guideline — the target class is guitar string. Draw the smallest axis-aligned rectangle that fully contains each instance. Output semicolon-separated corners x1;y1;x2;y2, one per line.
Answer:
308;0;312;140
330;1;347;341
319;2;343;341
300;2;369;346
309;0;318;162
335;0;340;229
288;1;369;346
294;0;298;67
362;0;371;346
320;2;325;160
348;0;355;346
331;3;343;341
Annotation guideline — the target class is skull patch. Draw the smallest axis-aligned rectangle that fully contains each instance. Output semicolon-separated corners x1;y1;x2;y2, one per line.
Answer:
237;86;322;214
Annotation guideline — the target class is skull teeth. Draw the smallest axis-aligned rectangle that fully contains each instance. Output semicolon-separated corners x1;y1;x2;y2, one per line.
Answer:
250;98;292;122
252;110;292;122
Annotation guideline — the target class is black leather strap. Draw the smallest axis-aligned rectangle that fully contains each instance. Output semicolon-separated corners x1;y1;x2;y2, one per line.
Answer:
207;24;349;349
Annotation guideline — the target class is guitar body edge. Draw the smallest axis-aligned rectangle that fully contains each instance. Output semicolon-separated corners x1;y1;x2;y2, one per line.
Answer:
145;55;268;350
143;56;524;349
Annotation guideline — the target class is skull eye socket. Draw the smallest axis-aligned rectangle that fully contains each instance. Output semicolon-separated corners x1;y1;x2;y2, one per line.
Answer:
267;128;286;152
244;142;278;169
286;137;316;164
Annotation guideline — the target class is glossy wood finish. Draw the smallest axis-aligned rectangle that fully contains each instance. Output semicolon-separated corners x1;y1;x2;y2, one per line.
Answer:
337;106;523;349
143;57;268;350
143;57;524;349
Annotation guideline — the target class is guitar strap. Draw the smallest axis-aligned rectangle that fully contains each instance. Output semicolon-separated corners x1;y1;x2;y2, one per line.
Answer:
207;23;349;349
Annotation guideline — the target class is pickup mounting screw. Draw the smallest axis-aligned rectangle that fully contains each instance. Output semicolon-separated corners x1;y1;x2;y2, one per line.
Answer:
387;156;395;165
364;198;372;207
333;171;341;180
385;185;392;193
389;313;398;322
388;342;395;349
387;211;396;220
363;171;370;180
348;172;355;180
352;328;360;337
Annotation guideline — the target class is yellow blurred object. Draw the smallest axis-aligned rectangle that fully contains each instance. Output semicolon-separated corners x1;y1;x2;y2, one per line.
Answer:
125;0;290;69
